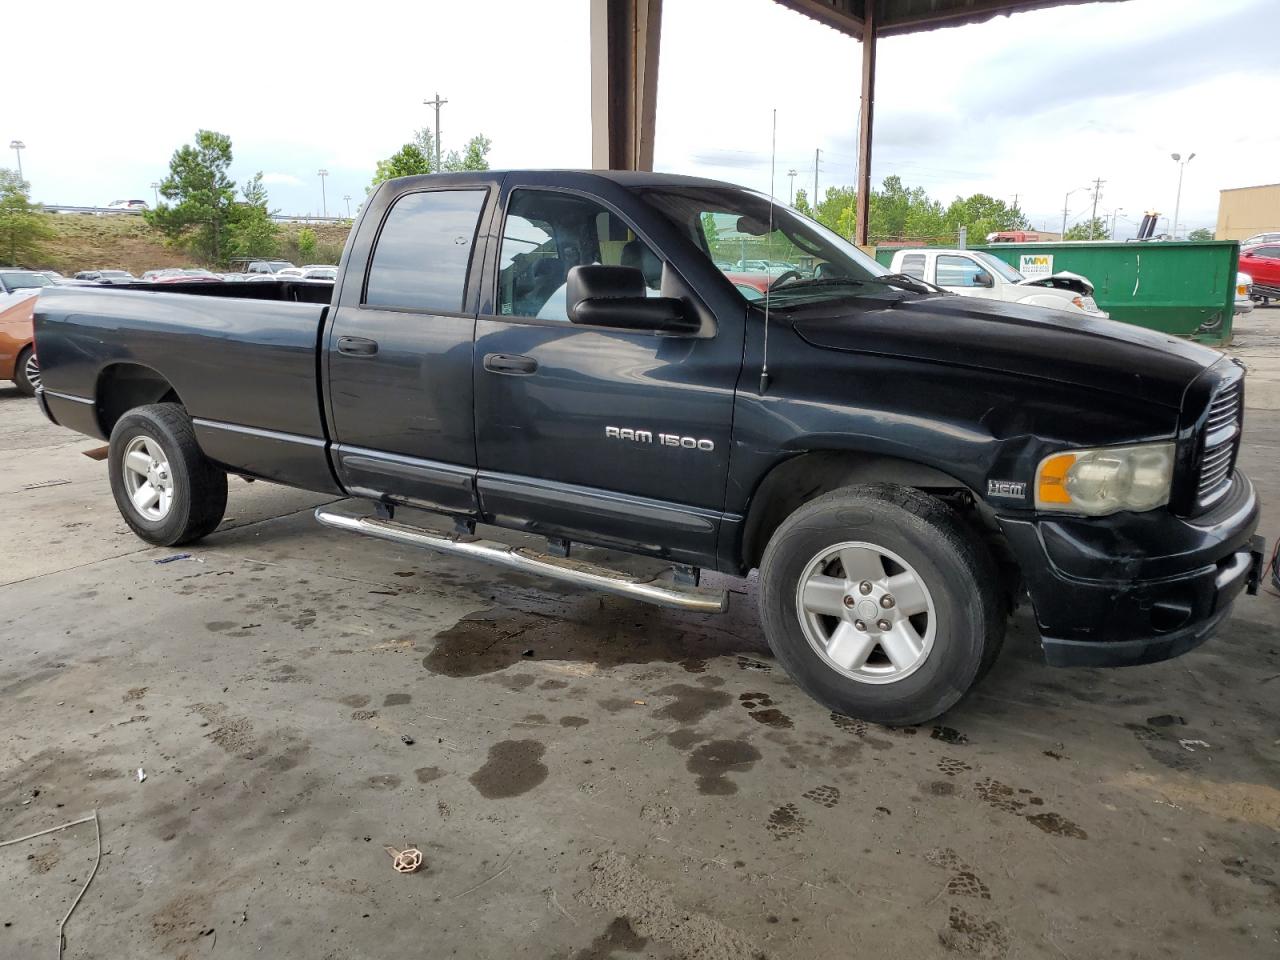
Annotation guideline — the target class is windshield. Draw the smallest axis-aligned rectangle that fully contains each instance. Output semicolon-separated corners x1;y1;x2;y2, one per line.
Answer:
641;185;898;308
973;251;1024;283
2;271;53;289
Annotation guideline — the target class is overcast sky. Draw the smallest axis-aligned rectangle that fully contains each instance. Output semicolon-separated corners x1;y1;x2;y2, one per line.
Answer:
7;0;1276;238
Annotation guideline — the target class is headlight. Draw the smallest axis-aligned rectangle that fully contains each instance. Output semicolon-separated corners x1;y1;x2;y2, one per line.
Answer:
1035;442;1175;516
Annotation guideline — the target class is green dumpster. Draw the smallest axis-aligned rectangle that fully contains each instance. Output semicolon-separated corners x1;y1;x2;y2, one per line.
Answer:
874;241;1240;346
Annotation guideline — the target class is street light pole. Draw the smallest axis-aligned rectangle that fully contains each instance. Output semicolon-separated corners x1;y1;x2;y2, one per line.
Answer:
317;169;329;218
787;169;797;206
343;194;352;218
1061;186;1088;236
9;140;25;182
1109;207;1124;240
424;93;447;172
1170;152;1195;240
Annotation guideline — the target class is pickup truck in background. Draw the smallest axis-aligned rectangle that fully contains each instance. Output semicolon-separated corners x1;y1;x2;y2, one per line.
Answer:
32;170;1264;724
889;247;1109;318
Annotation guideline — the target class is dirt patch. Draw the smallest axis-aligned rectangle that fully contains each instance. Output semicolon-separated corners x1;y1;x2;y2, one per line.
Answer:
579;851;763;960
469;740;548;799
1119;771;1280;830
415;766;445;784
572;916;648;959
191;702;254;755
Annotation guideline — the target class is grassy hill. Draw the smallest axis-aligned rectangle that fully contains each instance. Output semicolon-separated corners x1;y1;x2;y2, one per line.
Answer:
31;214;352;275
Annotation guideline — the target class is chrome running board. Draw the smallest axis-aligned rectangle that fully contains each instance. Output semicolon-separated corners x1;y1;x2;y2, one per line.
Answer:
314;507;729;614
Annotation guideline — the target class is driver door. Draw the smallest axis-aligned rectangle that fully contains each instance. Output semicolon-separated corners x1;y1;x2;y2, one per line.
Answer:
472;181;743;565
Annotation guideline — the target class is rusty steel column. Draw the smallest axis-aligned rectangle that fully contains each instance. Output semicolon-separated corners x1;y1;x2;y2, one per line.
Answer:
854;0;876;246
590;0;663;170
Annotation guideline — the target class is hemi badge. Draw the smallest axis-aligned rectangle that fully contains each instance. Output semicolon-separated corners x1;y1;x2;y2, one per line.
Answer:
987;479;1027;499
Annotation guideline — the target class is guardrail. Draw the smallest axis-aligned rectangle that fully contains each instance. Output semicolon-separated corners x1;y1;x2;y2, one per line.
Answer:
41;204;350;224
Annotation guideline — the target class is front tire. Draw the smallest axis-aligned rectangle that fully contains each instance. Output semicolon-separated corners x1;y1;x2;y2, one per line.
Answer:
108;404;228;546
14;347;38;397
758;484;1003;725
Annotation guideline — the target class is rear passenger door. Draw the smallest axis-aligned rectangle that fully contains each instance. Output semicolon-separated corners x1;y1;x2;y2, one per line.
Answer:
325;184;495;514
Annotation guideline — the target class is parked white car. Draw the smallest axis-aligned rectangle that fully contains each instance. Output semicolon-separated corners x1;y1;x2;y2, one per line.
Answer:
1235;273;1254;316
889;248;1109;318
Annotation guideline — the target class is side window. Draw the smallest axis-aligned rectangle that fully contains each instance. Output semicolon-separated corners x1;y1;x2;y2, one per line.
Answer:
1257;246;1280;260
900;253;926;280
365;189;486;312
497;189;662;322
936;255;987;288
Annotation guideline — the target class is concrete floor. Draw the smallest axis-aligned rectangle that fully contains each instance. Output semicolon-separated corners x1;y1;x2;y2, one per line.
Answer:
2;320;1279;959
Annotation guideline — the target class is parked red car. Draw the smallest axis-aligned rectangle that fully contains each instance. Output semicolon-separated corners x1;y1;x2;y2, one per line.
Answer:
1239;244;1280;304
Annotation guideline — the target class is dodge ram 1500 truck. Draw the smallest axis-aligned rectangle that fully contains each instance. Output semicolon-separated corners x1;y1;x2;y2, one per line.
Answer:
32;170;1266;724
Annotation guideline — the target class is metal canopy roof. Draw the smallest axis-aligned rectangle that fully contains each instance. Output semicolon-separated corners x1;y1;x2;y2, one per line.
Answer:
774;0;1123;39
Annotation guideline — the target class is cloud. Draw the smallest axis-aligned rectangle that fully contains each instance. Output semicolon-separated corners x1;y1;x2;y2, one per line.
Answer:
261;172;304;187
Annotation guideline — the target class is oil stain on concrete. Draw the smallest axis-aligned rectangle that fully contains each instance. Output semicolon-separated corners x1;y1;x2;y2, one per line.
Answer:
469;739;549;799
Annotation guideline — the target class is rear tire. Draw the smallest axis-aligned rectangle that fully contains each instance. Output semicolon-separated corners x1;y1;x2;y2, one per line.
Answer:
758;484;1004;725
108;404;228;546
14;347;37;397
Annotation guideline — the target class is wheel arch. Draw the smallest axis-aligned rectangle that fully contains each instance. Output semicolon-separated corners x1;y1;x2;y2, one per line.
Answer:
738;450;977;573
95;362;184;437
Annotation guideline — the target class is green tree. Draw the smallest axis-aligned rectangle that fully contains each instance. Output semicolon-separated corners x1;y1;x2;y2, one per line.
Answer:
369;131;493;191
225;173;280;261
940;193;1027;245
369;143;432;191
146;130;239;263
442;134;492;172
0;168;53;266
1187;227;1214;241
296;227;317;262
1064;216;1109;241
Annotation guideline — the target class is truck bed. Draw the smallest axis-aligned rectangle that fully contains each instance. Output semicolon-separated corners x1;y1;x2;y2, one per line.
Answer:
34;283;340;493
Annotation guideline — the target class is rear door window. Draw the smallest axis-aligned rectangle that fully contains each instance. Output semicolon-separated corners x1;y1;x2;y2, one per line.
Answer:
899;254;926;279
365;189;486;312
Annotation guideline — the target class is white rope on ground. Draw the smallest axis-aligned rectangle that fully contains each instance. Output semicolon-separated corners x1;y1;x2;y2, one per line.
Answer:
0;809;102;960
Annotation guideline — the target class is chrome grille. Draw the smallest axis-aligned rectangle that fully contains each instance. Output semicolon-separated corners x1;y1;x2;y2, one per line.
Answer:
1196;380;1242;508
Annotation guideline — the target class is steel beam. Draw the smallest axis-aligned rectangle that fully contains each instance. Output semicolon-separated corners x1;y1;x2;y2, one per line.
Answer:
590;0;663;170
854;0;876;247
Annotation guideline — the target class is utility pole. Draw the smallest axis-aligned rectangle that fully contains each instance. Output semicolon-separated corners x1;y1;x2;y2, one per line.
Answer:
787;169;797;206
813;148;821;212
1089;177;1105;236
424;92;447;172
1170;152;1195;240
150;181;160;206
343;194;352;218
317;169;329;218
9;140;25;183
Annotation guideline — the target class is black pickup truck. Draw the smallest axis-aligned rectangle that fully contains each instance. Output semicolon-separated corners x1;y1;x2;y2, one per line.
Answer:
33;170;1264;724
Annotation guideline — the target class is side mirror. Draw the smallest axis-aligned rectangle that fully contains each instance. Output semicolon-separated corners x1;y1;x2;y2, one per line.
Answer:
973;271;994;288
566;265;699;334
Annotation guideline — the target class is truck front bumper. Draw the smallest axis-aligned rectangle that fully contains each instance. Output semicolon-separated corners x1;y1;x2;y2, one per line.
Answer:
997;472;1263;668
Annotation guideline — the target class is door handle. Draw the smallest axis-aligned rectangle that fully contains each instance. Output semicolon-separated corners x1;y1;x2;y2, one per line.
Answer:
483;353;538;375
337;336;379;357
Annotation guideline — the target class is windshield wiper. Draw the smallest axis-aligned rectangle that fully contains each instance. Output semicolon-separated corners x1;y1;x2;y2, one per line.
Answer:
867;272;946;295
768;276;866;292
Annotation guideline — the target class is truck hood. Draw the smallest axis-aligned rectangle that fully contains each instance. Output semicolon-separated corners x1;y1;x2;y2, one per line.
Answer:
1016;270;1093;296
792;294;1220;410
